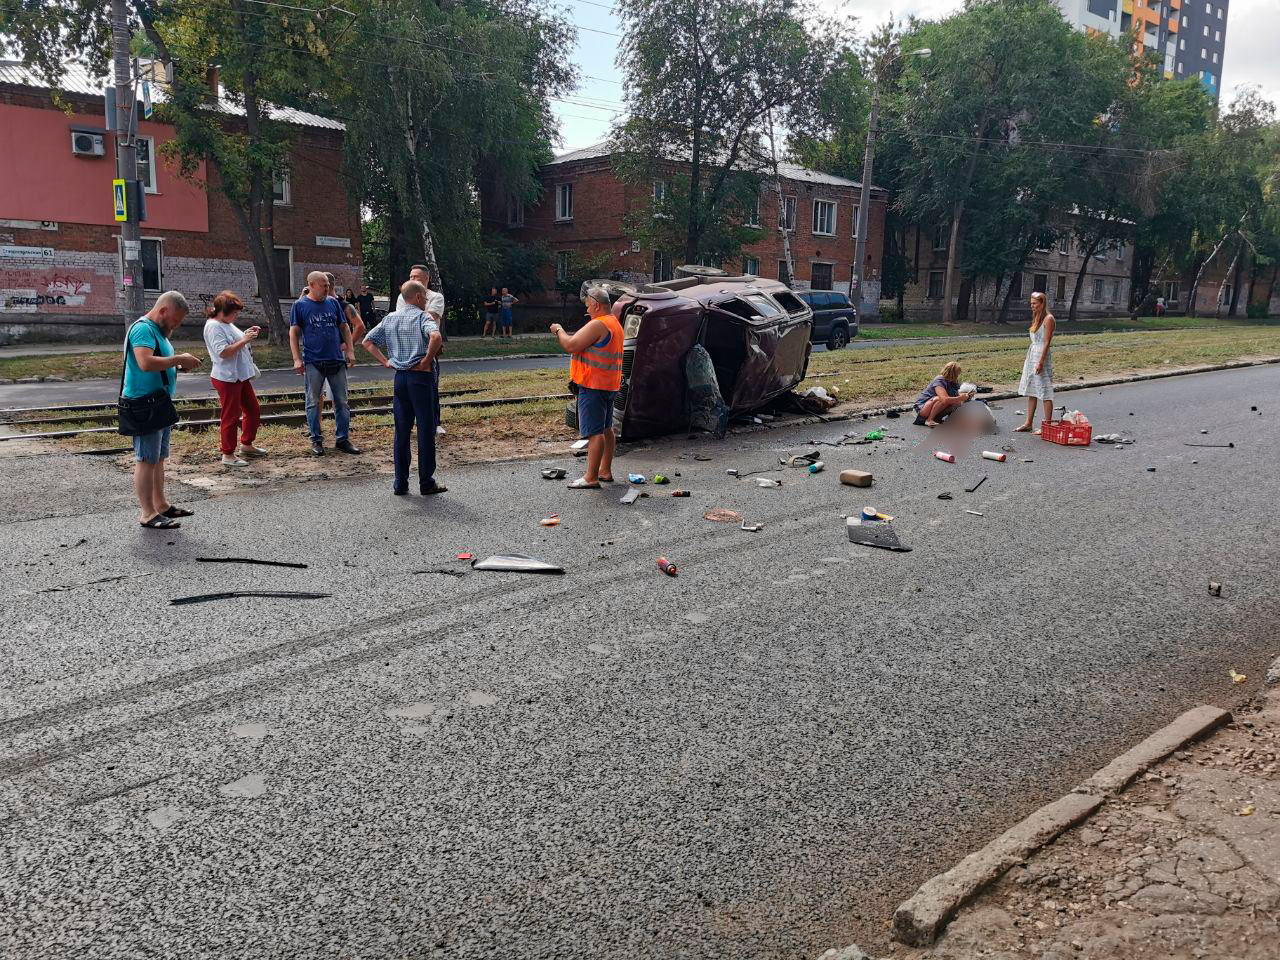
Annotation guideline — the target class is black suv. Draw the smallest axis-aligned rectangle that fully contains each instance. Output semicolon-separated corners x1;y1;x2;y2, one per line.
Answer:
797;290;858;350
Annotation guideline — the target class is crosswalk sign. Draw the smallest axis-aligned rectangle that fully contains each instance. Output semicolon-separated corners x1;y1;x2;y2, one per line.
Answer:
113;179;127;222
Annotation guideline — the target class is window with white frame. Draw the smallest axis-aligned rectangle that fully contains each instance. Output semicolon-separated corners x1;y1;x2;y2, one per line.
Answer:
1201;47;1208;59
555;251;570;283
555;182;573;221
128;137;157;193
1092;278;1105;301
1214;29;1220;41
1058;235;1070;255
812;199;836;236
1203;24;1209;35
743;192;760;227
743;255;760;275
653;251;673;283
1212;51;1218;64
1217;6;1222;16
653;179;670;218
272;171;290;205
129;237;162;291
851;204;860;238
780;196;796;232
506;197;525;227
1110;280;1121;302
1055;275;1068;301
932;224;949;251
1115;240;1126;261
1035;234;1052;254
1180;37;1185;50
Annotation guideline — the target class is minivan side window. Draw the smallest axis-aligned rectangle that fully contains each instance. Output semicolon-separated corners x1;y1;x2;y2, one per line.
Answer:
810;292;832;309
829;293;849;307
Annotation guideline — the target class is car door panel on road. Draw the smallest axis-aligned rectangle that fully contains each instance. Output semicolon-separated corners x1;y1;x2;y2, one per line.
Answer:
1;365;1276;959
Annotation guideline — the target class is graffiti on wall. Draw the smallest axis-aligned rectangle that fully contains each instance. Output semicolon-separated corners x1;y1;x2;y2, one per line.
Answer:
0;268;115;314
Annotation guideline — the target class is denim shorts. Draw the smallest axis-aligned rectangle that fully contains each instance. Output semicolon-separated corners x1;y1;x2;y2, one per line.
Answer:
133;426;172;463
577;387;617;438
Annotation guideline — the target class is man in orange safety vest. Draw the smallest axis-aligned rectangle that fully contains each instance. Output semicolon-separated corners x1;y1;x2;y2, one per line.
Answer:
551;285;624;489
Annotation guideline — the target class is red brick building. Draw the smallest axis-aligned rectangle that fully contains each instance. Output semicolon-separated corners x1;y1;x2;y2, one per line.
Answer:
0;61;361;344
482;141;886;314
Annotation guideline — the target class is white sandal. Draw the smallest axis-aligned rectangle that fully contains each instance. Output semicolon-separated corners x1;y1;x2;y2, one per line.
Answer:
567;477;601;489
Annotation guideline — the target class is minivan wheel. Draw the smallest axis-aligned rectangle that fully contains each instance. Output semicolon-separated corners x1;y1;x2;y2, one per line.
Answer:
827;324;849;350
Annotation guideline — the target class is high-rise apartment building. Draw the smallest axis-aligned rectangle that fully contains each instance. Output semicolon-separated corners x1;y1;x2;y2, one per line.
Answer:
1053;0;1229;100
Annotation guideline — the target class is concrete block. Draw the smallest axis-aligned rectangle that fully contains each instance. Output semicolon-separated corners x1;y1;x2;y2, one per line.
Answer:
839;469;873;488
1076;705;1231;796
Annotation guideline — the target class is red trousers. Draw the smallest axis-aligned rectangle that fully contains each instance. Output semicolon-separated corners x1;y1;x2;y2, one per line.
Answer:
211;377;260;454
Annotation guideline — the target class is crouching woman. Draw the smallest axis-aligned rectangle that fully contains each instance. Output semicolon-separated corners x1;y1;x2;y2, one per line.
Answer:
914;361;974;427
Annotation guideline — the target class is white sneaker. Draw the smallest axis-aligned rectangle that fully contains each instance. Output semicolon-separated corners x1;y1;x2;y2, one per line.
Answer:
221;454;249;467
436;425;446;435
239;444;268;458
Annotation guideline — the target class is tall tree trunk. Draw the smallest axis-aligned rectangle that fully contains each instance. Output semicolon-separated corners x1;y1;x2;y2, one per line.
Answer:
685;6;704;265
998;275;1019;324
1069;234;1102;322
988;273;1002;323
387;197;412;299
940;113;990;325
1228;242;1245;317
956;275;972;322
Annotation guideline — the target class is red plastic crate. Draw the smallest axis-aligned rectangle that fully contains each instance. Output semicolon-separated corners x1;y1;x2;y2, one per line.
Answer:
1040;419;1092;446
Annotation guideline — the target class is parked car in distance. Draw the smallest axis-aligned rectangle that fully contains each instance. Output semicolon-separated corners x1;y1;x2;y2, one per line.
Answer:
583;267;813;441
796;290;858;350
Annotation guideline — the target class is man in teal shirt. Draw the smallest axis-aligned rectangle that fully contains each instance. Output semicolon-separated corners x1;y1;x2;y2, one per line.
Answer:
124;291;202;528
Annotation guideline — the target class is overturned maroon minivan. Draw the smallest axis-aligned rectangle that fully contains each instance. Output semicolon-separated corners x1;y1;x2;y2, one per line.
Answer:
584;266;814;441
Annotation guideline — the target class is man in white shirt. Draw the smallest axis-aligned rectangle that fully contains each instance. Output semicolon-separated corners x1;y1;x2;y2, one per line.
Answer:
396;264;446;434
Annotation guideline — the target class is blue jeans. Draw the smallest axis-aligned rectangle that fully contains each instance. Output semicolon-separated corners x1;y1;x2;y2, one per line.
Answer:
392;369;437;489
132;425;172;463
303;363;350;443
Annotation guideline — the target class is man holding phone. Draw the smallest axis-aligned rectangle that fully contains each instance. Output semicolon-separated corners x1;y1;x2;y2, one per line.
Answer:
290;270;360;457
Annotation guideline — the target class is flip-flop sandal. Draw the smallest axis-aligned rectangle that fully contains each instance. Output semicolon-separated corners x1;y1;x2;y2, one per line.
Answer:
140;515;180;529
598;475;615;483
567;478;601;489
163;506;195;518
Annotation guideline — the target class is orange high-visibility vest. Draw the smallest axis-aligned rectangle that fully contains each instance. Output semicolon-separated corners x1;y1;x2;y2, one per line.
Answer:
569;314;624;391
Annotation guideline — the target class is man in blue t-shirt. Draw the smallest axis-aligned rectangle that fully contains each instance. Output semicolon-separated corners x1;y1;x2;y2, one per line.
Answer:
290;270;360;457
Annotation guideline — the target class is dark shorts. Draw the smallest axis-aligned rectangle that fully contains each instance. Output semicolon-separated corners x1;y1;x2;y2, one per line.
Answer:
577;387;617;438
499;308;513;329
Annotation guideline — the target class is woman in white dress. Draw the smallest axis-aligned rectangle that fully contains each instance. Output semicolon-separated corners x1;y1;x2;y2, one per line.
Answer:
1015;290;1055;434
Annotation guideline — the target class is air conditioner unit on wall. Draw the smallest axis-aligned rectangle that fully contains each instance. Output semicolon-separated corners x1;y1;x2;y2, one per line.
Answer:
71;130;105;157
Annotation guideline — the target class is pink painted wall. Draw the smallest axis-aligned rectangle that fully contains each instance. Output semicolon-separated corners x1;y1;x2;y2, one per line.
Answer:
0;104;209;232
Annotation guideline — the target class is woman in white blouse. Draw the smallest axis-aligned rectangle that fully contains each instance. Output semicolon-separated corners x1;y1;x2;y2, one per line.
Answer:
202;290;266;466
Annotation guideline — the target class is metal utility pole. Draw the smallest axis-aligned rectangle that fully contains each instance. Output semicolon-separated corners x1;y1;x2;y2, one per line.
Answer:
112;0;145;318
850;78;878;310
765;109;794;286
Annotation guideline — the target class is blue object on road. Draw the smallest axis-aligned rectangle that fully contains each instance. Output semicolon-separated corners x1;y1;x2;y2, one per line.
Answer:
628;473;646;484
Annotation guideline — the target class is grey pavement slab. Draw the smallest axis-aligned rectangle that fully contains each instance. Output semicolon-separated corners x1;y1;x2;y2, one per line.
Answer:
1;366;1277;959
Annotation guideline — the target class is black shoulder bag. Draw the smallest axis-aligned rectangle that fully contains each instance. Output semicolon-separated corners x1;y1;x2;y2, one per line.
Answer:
117;321;180;436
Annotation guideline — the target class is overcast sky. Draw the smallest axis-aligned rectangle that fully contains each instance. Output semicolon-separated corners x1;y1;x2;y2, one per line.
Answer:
553;0;1280;153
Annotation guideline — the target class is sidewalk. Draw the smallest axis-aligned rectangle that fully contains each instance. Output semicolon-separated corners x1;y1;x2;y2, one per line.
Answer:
874;661;1280;960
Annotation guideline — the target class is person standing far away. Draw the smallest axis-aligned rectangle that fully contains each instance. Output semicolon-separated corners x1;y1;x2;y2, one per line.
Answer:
499;287;518;340
203;290;267;467
396;264;447;435
551;285;623;489
1015;290;1056;435
356;283;377;330
326;272;366;343
290;270;361;457
362;279;446;496
482;286;500;338
124;291;202;528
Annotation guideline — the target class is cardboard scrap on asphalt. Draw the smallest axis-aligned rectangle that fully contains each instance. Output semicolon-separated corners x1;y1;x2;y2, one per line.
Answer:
846;519;911;552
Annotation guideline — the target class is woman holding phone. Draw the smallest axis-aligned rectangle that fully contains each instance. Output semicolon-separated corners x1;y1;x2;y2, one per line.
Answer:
203;290;267;466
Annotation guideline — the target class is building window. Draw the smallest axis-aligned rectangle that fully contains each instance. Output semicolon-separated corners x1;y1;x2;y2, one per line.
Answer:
811;262;834;290
1033;273;1048;294
1214;29;1220;41
1220;283;1233;306
268;246;293;298
1055;275;1068;301
927;270;945;299
851;204;860;238
506;198;524;227
1115;240;1125;261
1163;280;1180;306
272;171;290;205
1058;235;1070;255
653;251;672;283
778;259;792;286
1203;24;1209;35
1010;272;1023;298
1178;63;1184;73
138;238;162;291
933;224;949;251
555;183;573;221
743;193;760;227
1110;280;1121;303
126;137;158;193
780;196;796;232
1201;46;1207;58
555;251;570;283
743;255;760;275
1212;51;1218;64
1180;37;1185;49
653;179;667;204
812;199;836;236
1092;278;1105;302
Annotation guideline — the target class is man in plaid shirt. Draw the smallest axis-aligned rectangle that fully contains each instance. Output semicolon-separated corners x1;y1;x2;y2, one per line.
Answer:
361;280;446;496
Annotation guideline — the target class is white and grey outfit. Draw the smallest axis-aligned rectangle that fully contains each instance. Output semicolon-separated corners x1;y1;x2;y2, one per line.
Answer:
1018;324;1053;401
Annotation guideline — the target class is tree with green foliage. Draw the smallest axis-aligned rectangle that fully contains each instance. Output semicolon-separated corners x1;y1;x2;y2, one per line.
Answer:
552;249;614;320
614;0;828;266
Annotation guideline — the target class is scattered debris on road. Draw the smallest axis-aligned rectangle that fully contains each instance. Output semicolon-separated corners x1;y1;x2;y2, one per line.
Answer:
937;492;953;500
740;521;762;532
541;468;567;480
981;450;1005;462
839;469;873;487
456;553;473;561
413;568;467;578
966;510;985;517
656;556;678;576
195;557;309;569
846;518;911;552
627;473;646;484
671;490;690;497
170;590;332;605
620;488;642;505
471;554;565;574
934;451;956;463
754;477;781;488
39;573;147;594
1229;668;1247;683
539;515;560;527
1184;441;1234;448
965;476;988;493
1208;580;1222;597
1095;433;1135;444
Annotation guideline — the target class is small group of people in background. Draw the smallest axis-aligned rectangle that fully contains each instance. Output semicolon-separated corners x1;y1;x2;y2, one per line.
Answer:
481;287;518;339
912;291;1056;434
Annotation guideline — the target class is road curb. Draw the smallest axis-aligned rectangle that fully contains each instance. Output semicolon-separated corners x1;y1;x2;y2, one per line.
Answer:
889;703;1232;948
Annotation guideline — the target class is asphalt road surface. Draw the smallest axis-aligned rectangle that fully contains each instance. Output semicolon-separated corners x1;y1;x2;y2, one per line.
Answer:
2;366;1277;959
